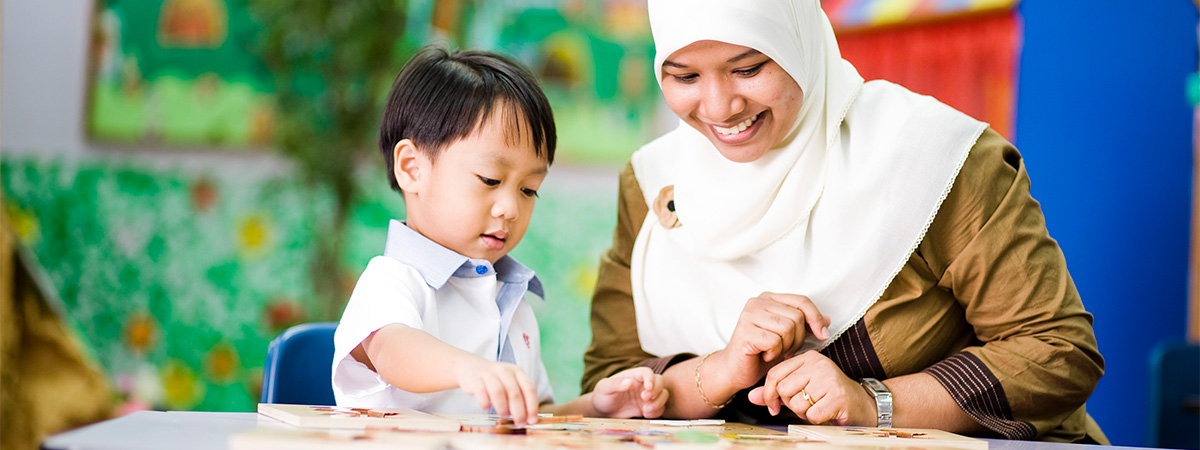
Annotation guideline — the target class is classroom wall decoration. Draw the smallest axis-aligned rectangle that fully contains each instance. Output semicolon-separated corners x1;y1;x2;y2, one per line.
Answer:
87;0;277;148
828;0;1021;140
87;0;665;161
823;0;1017;31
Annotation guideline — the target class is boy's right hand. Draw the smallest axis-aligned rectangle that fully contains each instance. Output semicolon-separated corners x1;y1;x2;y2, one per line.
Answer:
453;357;540;426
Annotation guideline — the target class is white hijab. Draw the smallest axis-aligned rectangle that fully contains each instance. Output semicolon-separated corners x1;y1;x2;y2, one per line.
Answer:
630;0;987;357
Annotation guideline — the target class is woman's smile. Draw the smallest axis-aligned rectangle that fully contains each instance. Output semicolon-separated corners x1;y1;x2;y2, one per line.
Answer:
709;111;765;145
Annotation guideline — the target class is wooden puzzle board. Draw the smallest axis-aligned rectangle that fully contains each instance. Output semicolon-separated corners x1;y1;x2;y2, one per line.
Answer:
788;425;988;449
246;404;987;449
231;426;811;450
256;404;460;431
256;404;787;436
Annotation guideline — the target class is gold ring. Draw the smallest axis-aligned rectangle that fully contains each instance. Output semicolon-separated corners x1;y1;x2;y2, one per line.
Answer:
802;389;815;406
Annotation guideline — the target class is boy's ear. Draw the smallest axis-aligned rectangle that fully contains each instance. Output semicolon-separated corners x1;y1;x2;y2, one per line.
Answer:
393;139;423;192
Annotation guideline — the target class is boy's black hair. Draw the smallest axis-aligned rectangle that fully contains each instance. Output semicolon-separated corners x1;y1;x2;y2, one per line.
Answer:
379;44;557;191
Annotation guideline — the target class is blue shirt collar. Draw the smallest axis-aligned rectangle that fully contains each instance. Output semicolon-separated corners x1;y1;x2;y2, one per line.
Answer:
382;220;543;297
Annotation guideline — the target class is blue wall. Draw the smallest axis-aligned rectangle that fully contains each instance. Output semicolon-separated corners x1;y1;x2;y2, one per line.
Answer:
1015;1;1197;446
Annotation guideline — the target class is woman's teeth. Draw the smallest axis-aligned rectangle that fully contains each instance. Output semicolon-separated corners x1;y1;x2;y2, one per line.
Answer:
714;113;760;136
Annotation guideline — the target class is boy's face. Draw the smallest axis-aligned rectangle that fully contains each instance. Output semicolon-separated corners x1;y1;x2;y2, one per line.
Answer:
399;112;548;264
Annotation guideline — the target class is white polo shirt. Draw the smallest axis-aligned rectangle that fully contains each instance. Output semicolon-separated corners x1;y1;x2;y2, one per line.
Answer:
332;220;554;412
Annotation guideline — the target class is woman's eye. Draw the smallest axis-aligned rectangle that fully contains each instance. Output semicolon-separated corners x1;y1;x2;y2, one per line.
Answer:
521;188;539;198
477;176;500;186
734;63;765;77
670;73;698;83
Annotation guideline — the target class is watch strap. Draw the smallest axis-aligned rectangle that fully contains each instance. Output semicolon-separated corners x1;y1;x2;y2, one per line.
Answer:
860;377;893;428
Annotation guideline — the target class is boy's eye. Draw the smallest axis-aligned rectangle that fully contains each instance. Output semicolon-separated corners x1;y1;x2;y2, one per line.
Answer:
477;175;500;186
521;187;539;198
734;62;766;77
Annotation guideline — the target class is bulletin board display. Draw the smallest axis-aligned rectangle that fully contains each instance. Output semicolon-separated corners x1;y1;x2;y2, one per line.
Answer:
86;0;276;149
823;0;1018;32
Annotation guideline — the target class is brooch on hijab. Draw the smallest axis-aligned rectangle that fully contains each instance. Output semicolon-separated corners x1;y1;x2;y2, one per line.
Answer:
653;185;681;229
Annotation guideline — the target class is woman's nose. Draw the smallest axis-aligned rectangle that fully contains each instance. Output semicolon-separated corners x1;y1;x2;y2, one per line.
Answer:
699;78;745;122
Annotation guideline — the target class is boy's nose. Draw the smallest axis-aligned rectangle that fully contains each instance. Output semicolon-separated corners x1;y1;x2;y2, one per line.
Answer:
492;195;520;220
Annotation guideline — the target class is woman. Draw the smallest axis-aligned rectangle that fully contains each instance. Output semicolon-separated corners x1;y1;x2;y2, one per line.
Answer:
582;0;1106;443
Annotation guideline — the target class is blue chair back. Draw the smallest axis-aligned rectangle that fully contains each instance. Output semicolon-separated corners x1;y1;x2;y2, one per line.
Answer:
261;322;339;405
1147;340;1199;449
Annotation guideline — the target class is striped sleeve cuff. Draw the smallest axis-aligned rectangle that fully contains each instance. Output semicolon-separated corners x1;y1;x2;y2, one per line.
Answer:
822;320;887;380
924;352;1038;440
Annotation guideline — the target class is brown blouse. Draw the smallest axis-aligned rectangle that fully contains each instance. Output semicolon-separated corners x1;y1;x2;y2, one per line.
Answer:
582;128;1107;443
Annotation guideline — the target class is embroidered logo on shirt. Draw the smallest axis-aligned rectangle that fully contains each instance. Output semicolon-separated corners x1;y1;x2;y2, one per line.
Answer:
523;333;531;349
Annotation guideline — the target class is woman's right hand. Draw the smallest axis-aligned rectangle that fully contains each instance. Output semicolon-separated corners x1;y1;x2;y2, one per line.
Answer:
718;292;831;389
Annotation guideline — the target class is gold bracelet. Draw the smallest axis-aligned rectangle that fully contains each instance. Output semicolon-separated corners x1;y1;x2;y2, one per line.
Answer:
695;351;731;409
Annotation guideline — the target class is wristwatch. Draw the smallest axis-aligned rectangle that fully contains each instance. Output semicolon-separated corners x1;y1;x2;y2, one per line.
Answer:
860;378;893;428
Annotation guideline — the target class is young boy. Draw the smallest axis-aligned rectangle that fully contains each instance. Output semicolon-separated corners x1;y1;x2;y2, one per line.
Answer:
332;45;668;425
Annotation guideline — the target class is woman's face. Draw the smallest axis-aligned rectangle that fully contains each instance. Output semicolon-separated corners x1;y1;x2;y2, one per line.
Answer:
660;40;804;163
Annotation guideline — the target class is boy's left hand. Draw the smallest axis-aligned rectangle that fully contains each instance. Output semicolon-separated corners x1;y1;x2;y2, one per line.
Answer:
591;367;669;418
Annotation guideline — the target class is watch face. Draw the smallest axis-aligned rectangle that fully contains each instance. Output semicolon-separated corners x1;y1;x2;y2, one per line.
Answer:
861;378;887;395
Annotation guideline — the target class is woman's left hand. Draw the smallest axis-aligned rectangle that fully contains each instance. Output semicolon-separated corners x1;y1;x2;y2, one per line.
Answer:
747;351;877;426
